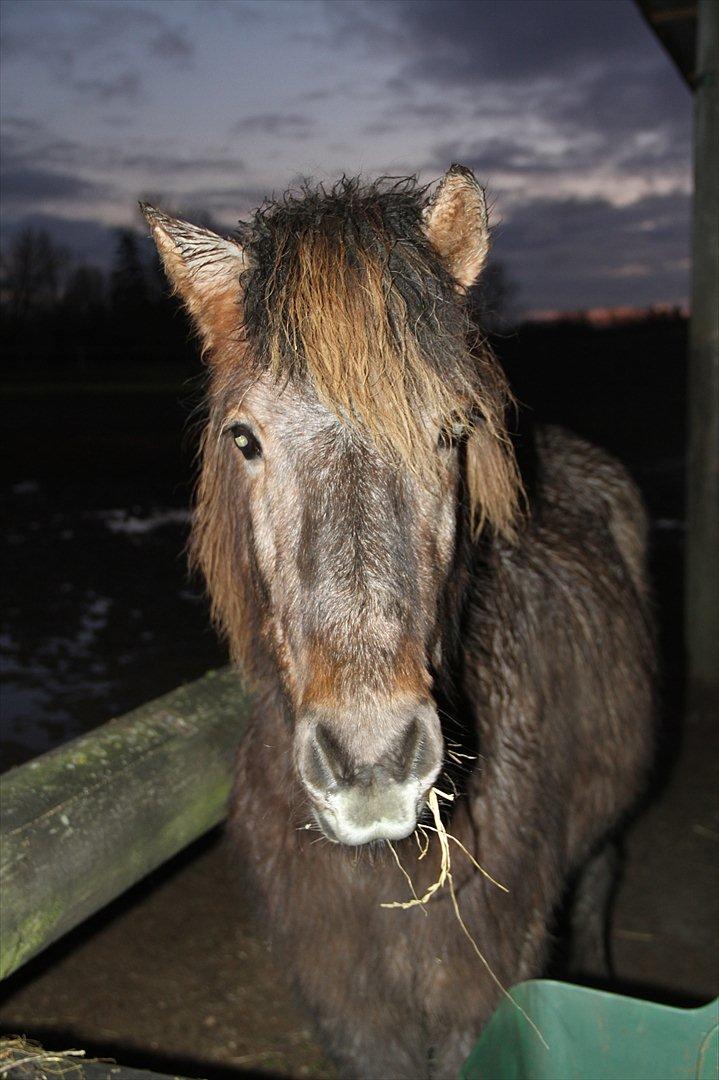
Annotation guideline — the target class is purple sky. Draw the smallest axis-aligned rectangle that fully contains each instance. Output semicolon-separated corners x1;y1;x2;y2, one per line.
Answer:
1;0;692;318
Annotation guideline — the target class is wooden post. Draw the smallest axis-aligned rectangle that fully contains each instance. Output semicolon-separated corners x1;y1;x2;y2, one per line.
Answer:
0;668;249;981
686;0;719;716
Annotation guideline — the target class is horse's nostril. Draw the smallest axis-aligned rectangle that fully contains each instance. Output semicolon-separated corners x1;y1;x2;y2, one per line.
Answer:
303;723;348;792
399;717;424;780
398;714;441;784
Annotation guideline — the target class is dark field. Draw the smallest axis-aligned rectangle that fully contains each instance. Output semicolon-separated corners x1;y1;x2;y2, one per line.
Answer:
0;315;689;765
1;316;717;1077
1;373;222;767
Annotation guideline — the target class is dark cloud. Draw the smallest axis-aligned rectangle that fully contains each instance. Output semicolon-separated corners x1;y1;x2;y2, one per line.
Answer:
299;86;339;104
384;76;414;96
364;100;457;134
0;1;691;317
230;112;315;137
1;0;194;103
329;0;690;198
361;121;397;137
493;191;690;313
148;25;194;61
430;136;574;178
173;185;271;217
429;78;689;184
64;3;194;65
206;0;268;23
400;102;456;122
1;115;44;136
296;80;358;104
1;117;247;213
327;0;653;86
120;152;246;176
2;122;89;174
0;165;112;206
70;71;143;104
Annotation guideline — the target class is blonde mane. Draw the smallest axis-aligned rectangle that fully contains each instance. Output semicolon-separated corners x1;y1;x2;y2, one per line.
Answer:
239;177;522;537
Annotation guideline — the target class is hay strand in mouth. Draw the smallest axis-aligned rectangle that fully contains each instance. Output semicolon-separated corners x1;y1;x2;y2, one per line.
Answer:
381;788;454;910
421;825;508;893
387;840;426;915
416;823;431;860
381;787;549;1050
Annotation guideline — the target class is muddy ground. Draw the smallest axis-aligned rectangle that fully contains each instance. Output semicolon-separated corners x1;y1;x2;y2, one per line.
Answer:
0;705;717;1079
1;359;717;1078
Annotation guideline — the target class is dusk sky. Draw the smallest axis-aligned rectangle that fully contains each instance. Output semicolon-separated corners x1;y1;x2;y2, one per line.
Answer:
1;0;692;318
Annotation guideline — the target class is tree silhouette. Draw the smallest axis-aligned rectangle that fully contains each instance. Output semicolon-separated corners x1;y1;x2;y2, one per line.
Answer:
471;260;518;333
110;229;148;316
63;265;106;317
1;227;69;319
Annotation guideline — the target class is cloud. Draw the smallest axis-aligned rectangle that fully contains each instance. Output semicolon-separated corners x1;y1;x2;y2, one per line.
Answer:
326;0;653;86
430;136;575;177
70;71;143;104
1;0;195;106
8;127;242;177
0;1;692;317
149;25;194;62
204;0;268;24
229;112;316;137
429;127;687;196
328;0;690;206
0;117;253;241
493;190;691;313
1;115;44;136
363;100;457;135
118;152;247;176
163;185;271;222
0;165;112;206
298;85;344;104
1;118;116;211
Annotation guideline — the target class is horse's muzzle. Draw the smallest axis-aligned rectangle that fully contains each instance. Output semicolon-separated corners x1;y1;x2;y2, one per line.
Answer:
296;703;443;846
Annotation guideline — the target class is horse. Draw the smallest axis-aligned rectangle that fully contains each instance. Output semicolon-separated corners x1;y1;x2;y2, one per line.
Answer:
143;166;654;1079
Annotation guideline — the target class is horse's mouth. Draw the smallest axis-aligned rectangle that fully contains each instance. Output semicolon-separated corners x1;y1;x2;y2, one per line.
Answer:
309;784;426;846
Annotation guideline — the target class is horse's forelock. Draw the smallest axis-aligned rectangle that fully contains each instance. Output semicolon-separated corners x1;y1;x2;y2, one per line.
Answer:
234;177;521;537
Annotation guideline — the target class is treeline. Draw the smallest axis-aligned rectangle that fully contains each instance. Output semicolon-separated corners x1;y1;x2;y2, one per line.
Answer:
1;226;199;373
0;225;688;389
0;225;523;375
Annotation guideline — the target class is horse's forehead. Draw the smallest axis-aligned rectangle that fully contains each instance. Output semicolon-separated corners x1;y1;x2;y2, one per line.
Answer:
222;372;360;446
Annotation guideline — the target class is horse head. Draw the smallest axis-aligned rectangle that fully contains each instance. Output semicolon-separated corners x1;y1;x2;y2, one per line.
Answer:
144;167;520;845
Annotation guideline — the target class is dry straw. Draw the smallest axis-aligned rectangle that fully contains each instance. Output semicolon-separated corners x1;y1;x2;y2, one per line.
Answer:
383;788;549;1050
0;1037;87;1077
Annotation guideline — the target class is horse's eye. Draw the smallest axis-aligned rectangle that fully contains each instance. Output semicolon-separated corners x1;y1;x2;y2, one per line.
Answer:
229;423;262;461
438;422;464;450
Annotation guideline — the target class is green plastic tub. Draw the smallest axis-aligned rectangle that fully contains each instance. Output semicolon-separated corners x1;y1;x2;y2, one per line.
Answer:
460;980;718;1080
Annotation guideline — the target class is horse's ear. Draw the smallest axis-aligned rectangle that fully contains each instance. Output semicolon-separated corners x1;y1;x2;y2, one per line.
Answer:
423;165;490;290
141;204;246;352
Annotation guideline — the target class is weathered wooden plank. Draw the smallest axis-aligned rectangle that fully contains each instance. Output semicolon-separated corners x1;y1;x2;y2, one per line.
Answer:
0;668;250;981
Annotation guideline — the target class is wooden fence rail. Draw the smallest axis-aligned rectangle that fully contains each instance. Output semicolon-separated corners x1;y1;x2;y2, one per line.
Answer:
0;667;249;980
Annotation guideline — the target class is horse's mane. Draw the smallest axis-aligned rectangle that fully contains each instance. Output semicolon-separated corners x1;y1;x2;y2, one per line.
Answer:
233;176;519;532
